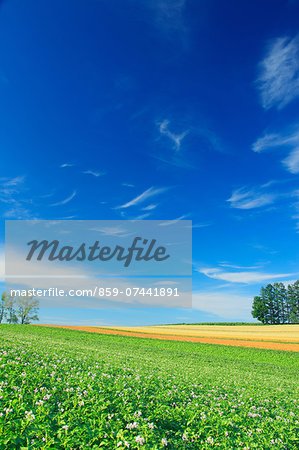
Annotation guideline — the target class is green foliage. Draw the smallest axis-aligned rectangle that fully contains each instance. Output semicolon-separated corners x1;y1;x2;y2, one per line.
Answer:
0;293;39;325
3;294;18;324
252;296;268;324
0;294;6;324
0;325;298;449
288;281;299;324
16;296;39;325
252;281;299;324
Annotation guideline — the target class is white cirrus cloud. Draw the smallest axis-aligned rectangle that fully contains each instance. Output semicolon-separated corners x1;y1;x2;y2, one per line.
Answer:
130;213;151;221
158;119;189;152
197;266;296;284
252;128;299;174
192;291;252;320
60;163;74;168
257;34;299;110
83;170;106;177
0;175;25;199
89;226;130;237
3;207;33;219
159;215;188;226
227;187;276;210
0;175;25;187
0;176;36;219
283;145;299;174
50;190;77;207
142;204;158;211
115;186;169;209
185;222;209;229
218;263;264;270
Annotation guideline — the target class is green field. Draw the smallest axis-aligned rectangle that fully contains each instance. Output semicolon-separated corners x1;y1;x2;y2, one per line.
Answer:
0;325;298;449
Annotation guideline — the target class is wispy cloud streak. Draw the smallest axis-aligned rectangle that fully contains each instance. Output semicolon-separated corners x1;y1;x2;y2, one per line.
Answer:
227;187;276;210
159;215;188;226
116;186;169;209
0;176;36;219
60;163;74;168
253;128;299;174
83;170;105;177
158;119;188;151
197;266;295;284
257;34;299;109
50;190;77;206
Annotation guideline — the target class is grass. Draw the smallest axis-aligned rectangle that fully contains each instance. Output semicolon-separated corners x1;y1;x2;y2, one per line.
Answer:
0;324;298;449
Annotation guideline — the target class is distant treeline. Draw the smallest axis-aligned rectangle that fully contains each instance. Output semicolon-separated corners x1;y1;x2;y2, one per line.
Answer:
252;281;299;324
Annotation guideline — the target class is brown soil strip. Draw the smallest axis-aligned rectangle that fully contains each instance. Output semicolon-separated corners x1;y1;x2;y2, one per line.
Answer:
39;325;299;352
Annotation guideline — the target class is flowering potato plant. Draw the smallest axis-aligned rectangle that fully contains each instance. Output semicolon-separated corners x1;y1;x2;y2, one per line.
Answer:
0;325;298;449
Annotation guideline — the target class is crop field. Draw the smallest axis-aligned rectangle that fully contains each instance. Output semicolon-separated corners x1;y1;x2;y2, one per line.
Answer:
0;325;298;449
109;324;299;342
42;324;299;352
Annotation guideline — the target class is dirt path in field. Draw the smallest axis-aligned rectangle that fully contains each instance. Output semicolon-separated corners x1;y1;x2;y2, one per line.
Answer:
39;325;299;352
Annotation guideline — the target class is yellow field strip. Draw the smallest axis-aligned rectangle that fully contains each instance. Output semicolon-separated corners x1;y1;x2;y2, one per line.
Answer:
104;324;299;343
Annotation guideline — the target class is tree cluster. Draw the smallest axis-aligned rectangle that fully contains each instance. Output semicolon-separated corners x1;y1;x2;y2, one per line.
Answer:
252;281;299;324
0;293;39;325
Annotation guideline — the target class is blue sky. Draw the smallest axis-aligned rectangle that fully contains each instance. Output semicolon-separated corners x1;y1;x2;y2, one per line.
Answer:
0;0;299;325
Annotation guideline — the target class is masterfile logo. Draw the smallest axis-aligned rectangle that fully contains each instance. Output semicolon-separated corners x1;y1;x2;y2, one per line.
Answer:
26;237;170;267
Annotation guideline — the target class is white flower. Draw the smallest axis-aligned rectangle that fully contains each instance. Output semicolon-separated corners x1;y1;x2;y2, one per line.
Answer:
161;438;168;446
126;422;139;430
135;435;145;445
25;410;35;421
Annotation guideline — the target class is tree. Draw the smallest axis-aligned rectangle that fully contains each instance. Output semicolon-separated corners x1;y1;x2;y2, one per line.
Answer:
273;282;287;324
252;295;268;323
252;281;299;324
293;280;299;323
16;296;39;324
260;284;276;324
5;294;18;324
287;281;299;324
0;292;6;323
